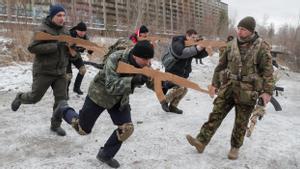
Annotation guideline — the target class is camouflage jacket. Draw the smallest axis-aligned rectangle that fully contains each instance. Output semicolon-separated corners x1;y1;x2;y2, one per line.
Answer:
88;49;135;109
28;16;70;76
212;36;274;105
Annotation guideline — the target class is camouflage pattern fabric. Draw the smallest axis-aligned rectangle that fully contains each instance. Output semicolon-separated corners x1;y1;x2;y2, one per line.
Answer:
246;104;265;137
165;86;188;107
195;36;274;148
102;38;134;64
88;49;134;109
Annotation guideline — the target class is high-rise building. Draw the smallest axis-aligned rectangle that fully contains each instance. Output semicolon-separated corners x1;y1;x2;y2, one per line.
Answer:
0;0;228;36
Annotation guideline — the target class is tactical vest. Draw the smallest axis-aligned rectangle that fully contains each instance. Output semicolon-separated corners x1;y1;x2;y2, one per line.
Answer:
221;38;264;92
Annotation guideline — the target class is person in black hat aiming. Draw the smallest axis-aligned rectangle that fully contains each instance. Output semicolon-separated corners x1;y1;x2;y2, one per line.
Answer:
52;40;154;168
11;4;72;136
186;16;274;160
66;21;92;96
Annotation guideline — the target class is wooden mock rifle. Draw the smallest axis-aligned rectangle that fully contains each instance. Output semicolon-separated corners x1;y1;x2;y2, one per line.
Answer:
185;39;227;56
33;32;104;56
137;36;168;43
116;61;209;103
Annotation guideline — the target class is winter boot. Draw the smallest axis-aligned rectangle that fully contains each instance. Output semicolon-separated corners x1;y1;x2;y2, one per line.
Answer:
96;147;120;168
50;101;69;136
11;93;22;111
160;100;170;112
73;73;84;95
169;105;183;114
228;147;239;160
186;135;206;153
50;117;66;136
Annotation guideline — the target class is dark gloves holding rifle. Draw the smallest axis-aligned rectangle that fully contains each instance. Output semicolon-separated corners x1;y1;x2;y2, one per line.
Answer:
131;74;148;86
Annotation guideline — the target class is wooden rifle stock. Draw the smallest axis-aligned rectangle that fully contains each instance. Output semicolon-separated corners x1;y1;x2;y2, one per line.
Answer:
116;61;209;102
185;40;227;56
33;32;104;54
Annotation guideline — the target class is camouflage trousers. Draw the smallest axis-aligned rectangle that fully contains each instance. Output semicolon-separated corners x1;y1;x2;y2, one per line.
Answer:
196;95;255;148
165;86;188;107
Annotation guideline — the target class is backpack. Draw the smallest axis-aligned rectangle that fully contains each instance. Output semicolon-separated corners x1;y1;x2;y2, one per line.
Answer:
161;47;178;71
102;38;134;63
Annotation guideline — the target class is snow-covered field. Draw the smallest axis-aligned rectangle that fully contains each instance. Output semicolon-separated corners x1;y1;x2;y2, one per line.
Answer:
0;55;299;169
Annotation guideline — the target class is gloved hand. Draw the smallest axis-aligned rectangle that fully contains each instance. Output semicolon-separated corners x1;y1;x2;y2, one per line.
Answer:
131;74;148;86
70;43;85;53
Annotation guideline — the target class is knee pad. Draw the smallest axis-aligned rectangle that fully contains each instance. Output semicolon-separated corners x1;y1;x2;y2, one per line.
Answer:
66;73;73;81
71;118;89;135
79;66;86;75
116;123;134;141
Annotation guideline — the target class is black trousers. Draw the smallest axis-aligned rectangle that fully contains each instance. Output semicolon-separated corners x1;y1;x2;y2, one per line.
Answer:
66;57;84;74
79;96;132;159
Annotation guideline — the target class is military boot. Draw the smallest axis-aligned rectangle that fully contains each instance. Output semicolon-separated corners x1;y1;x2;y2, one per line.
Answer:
228;147;239;160
169;105;183;114
50;100;69;136
96;147;120;168
160;100;170;112
73;73;84;95
186;135;206;153
11;93;22;111
50;117;66;136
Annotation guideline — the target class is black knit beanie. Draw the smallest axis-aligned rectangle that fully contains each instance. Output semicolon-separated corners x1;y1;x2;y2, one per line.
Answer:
75;22;87;31
139;25;149;34
238;16;256;32
131;40;154;59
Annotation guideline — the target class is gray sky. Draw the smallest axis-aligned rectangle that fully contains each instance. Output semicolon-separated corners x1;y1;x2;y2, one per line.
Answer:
222;0;300;29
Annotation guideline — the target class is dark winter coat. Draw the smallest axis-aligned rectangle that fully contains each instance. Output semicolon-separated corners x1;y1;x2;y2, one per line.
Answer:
166;35;208;78
28;16;70;76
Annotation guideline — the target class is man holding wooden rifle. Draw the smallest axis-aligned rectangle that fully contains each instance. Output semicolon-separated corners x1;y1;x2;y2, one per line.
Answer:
11;4;72;136
161;29;208;114
52;40;154;168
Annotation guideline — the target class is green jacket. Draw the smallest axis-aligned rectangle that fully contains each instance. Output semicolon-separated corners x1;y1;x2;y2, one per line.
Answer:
212;36;274;105
88;50;135;109
28;16;69;76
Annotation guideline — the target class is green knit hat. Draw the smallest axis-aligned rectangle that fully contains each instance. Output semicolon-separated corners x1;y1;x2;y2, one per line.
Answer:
237;16;256;32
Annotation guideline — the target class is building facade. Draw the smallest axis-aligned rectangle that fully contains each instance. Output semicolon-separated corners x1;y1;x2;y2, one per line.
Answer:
0;0;228;36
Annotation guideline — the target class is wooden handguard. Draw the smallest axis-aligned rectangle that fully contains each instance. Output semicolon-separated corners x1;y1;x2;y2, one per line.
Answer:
116;61;209;102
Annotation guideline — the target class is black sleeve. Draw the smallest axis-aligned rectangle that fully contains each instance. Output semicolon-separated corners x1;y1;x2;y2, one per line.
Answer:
193;49;209;59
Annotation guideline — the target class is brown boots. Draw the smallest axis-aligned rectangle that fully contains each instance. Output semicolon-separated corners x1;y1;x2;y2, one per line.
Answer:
186;135;206;153
228;147;239;160
186;134;240;160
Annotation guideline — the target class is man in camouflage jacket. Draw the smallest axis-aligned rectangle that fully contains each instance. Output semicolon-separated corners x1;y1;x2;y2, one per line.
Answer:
186;16;274;160
53;40;154;168
11;4;71;136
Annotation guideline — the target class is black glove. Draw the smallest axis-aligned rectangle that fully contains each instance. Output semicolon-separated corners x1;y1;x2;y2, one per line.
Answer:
70;44;85;53
131;75;148;86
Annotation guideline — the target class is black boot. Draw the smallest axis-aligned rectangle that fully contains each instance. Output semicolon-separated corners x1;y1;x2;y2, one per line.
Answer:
11;93;22;111
97;147;120;168
50;118;66;136
51;101;69;136
160;100;170;112
169;105;183;114
73;73;84;95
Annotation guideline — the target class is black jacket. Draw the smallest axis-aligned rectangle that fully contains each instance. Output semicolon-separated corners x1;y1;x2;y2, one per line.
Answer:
167;35;208;78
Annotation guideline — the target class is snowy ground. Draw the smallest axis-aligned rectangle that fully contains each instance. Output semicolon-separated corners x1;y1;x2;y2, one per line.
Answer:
0;55;299;169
